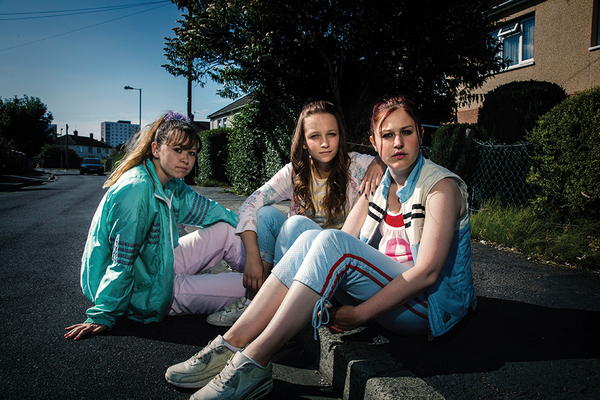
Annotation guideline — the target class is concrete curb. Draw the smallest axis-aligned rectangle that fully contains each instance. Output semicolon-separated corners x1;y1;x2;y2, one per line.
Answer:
297;325;444;400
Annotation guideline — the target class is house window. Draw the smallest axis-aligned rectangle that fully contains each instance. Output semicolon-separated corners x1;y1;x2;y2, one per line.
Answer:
593;0;600;48
223;117;228;128
496;16;535;68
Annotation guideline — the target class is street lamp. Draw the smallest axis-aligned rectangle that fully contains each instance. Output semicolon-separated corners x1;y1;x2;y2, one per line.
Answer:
124;85;142;128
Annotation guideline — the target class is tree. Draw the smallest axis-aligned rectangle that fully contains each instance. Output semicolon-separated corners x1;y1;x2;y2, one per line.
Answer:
0;95;55;157
165;0;504;140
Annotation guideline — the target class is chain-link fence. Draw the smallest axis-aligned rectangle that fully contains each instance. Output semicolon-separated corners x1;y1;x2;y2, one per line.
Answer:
466;140;537;212
423;141;537;213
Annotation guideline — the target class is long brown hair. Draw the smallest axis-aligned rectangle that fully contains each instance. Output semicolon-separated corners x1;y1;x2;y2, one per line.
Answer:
290;100;350;225
104;112;199;188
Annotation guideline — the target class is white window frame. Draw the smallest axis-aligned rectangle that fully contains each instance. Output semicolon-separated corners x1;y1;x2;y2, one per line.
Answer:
591;0;600;51
496;16;535;70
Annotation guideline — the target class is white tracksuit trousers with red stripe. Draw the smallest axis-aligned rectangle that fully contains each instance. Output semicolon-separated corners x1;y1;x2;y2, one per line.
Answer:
271;216;429;337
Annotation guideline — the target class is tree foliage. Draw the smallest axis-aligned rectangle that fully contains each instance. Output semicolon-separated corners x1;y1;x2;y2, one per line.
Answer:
0;95;55;157
165;0;504;140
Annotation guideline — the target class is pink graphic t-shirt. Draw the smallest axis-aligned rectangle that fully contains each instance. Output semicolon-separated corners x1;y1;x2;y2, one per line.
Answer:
378;210;414;268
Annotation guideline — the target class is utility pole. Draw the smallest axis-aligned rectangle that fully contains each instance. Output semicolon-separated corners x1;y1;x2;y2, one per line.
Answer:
60;128;64;168
65;124;69;169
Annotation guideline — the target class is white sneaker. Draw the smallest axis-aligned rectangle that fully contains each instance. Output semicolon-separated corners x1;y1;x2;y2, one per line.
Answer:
190;351;273;400
165;335;234;388
206;297;250;327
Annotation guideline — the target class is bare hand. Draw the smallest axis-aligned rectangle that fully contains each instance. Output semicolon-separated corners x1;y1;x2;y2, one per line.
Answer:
326;305;365;333
64;323;108;340
243;256;266;293
360;156;385;197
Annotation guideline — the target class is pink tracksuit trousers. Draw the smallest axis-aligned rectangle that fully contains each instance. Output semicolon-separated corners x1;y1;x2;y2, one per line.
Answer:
169;222;246;316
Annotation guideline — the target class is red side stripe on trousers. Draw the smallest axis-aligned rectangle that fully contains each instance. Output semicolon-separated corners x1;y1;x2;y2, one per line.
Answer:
320;253;427;319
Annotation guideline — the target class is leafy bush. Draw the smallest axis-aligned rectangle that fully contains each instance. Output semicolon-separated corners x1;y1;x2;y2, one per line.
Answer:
478;80;566;144
39;144;81;168
526;86;600;220
226;100;294;195
196;128;231;186
429;123;482;180
109;149;126;171
0;136;19;173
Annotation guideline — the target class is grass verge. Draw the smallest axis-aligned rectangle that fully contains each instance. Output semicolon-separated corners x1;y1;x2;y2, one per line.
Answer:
470;199;599;271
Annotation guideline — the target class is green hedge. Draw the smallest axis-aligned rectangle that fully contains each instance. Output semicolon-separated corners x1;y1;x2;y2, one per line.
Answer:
478;80;566;144
38;143;81;168
526;86;600;220
196;128;231;186
226;101;293;195
429;123;481;181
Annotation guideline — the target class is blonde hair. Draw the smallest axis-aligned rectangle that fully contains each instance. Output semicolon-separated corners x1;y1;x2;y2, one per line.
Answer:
103;113;199;188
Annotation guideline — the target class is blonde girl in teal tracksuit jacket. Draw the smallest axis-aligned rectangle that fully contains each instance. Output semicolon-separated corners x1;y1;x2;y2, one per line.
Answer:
64;112;247;340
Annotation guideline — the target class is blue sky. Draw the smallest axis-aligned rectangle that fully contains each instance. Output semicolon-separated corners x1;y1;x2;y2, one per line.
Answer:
0;0;230;138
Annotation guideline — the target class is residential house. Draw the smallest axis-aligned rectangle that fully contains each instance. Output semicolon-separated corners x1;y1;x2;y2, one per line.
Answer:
457;0;600;123
57;131;113;159
206;95;252;129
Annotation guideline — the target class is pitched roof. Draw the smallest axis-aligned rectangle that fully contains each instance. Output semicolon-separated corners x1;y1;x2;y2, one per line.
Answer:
58;135;113;149
206;94;252;119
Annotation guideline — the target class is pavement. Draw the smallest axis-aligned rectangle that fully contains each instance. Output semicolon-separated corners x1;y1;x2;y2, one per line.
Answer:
0;169;56;191
3;170;600;400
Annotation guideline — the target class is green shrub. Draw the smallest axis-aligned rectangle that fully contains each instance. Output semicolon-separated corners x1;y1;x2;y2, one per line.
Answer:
0;136;19;173
196;128;231;186
39;144;81;168
109;149;126;171
429;123;482;180
478;80;566;144
226;100;293;195
526;86;600;220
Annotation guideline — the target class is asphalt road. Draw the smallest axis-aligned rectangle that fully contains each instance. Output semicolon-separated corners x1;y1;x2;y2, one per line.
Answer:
2;170;599;400
0;171;339;400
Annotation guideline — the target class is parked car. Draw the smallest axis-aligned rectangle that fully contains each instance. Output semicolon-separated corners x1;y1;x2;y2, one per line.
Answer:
80;158;105;175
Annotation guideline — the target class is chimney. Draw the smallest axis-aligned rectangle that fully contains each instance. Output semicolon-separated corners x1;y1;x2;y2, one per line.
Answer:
74;130;78;137
90;133;94;139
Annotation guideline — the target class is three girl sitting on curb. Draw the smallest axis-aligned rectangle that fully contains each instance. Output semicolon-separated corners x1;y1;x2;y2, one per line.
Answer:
165;93;476;400
65;93;475;400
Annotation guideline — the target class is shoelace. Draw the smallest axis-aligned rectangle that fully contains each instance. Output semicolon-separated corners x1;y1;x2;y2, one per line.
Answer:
311;296;332;340
190;342;216;364
215;360;242;390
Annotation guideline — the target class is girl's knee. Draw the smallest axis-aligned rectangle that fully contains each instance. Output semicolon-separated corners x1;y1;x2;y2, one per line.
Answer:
257;205;285;221
313;229;347;245
283;215;318;231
